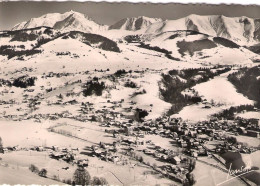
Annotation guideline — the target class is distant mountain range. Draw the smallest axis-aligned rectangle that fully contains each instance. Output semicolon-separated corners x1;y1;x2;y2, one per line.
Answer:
11;11;260;45
1;10;259;64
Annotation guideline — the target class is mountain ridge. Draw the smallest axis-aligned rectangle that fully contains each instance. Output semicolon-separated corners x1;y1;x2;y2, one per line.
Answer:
109;16;162;31
10;11;260;46
145;14;260;45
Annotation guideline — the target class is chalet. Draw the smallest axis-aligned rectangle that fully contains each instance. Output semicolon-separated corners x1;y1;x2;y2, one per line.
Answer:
155;146;165;153
193;141;200;147
152;152;160;159
197;147;207;156
180;142;187;148
91;145;99;151
172;132;178;138
128;147;134;152
238;127;247;134
206;129;215;135
240;148;250;153
137;131;145;138
113;141;120;148
36;146;44;151
77;159;89;167
135;139;145;146
110;156;120;163
50;152;67;159
172;125;181;132
247;130;260;138
94;149;107;157
160;155;168;161
191;151;198;158
143;149;153;155
125;126;134;136
164;130;171;136
198;135;212;141
249;118;259;125
3;148;9;153
63;153;75;162
100;142;108;149
172;156;181;165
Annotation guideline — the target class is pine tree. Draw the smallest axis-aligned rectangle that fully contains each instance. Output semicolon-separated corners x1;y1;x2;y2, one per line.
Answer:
73;167;91;186
0;137;3;153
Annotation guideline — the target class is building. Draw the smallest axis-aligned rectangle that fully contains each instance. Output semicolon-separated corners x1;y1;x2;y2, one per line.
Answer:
172;156;181;165
247;130;260;138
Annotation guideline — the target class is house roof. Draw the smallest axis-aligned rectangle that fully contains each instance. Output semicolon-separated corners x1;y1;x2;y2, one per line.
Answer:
173;156;181;162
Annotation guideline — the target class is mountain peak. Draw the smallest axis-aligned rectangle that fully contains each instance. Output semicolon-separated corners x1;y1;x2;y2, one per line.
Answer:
12;11;107;33
109;16;162;31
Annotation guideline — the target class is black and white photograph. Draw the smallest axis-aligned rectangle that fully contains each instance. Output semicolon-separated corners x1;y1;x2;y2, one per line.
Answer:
0;1;259;185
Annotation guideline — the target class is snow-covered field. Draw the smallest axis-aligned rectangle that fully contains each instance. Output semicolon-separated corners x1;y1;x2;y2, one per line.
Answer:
0;165;61;185
0;120;88;148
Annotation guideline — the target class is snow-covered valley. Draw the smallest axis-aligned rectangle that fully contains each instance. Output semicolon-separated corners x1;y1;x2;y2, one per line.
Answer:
0;9;260;186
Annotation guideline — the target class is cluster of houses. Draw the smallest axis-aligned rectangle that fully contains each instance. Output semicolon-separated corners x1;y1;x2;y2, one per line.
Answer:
49;146;77;163
88;142;132;165
95;114;259;184
214;142;256;154
1;144;91;168
235;117;260;138
103;114;259;161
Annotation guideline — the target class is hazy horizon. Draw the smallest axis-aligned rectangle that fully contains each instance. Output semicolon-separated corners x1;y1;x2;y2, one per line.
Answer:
0;1;260;30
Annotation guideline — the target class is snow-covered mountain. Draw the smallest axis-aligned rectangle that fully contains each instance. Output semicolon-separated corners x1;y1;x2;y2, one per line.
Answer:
4;11;259;63
109;16;162;31
11;12;260;45
12;10;107;33
145;14;260;45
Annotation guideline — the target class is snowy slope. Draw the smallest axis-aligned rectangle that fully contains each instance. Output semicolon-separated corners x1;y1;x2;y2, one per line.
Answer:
12;10;107;33
146;15;260;45
173;71;254;121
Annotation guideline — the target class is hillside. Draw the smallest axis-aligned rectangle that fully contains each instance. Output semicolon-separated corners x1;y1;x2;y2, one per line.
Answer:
228;65;260;107
138;31;259;64
0;27;121;59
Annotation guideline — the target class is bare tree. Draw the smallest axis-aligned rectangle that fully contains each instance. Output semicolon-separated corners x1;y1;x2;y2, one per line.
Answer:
38;168;47;177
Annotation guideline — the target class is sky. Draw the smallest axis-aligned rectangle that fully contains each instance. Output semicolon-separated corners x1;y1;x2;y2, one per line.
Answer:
0;1;260;30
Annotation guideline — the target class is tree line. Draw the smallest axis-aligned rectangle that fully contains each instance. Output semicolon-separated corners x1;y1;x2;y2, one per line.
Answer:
228;66;260;108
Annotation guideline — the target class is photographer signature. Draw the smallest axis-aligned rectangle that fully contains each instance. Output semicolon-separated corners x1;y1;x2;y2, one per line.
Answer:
217;163;254;185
